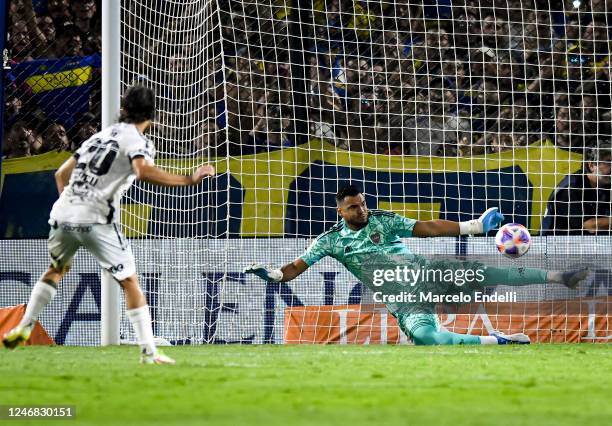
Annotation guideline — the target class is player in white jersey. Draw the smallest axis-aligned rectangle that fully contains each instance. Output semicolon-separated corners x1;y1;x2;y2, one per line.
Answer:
2;85;215;364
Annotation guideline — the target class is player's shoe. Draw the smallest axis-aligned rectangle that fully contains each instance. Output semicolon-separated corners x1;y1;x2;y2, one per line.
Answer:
140;350;176;365
2;323;33;349
560;268;589;289
491;331;531;345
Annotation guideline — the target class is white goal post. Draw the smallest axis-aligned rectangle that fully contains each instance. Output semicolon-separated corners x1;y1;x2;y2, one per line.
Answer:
101;0;121;345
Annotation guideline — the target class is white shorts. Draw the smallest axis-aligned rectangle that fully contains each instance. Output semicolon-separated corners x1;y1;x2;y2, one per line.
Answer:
48;221;136;281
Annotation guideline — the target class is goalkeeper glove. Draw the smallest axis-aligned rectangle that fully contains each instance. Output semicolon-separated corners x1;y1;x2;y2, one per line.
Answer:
459;207;504;235
244;263;283;282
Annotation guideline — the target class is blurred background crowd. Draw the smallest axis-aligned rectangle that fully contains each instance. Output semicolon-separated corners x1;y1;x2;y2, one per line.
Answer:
311;0;612;156
4;0;612;158
218;0;612;156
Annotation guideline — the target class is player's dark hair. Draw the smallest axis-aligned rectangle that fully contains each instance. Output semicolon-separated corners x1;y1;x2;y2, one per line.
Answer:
336;184;362;204
118;85;156;124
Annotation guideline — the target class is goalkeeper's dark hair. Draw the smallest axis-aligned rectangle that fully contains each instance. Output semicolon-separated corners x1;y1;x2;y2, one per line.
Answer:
586;141;612;163
336;184;362;204
118;85;156;124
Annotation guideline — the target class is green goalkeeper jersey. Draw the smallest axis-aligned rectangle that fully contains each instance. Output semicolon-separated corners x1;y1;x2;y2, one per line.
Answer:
300;210;419;306
300;209;417;270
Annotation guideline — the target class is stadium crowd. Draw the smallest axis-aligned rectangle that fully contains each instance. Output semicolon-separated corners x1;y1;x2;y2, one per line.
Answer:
4;1;612;159
220;0;612;156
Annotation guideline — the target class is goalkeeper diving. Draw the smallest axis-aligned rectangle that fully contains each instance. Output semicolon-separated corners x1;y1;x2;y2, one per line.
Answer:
245;184;588;345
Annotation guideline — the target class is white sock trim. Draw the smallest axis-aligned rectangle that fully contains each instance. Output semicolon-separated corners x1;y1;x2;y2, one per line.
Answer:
126;305;156;355
479;336;499;345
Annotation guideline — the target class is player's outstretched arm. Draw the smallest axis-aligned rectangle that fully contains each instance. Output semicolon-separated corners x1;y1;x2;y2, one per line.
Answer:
132;158;215;187
55;157;77;194
413;207;504;237
244;258;309;282
413;219;460;237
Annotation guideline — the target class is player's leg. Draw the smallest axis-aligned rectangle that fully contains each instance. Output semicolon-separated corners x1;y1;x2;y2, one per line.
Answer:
395;312;529;345
388;259;485;345
411;325;481;345
118;274;173;364
427;255;587;289
3;222;78;349
396;313;481;345
84;224;174;364
411;325;529;345
477;265;588;288
2;267;65;349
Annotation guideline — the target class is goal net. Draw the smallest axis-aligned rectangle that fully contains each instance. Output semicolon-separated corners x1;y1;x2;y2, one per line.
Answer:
112;0;612;344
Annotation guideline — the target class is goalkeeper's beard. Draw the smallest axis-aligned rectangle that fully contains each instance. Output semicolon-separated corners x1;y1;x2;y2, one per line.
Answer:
345;213;369;230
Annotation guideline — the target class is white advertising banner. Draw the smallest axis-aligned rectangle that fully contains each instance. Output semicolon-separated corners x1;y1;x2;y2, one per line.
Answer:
1;237;610;345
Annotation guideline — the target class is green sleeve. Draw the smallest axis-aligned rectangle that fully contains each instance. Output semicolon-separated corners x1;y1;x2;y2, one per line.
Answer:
300;233;333;266
388;213;417;237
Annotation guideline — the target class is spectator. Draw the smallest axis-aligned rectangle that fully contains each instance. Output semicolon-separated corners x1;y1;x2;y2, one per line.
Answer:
9;19;34;62
71;0;98;35
581;20;609;56
481;15;510;50
404;116;446;156
31;128;44;154
71;113;99;152
41;122;70;153
564;18;581;47
36;13;57;55
541;142;612;235
4;121;36;158
9;0;29;24
5;95;23;126
83;21;102;55
53;23;83;57
47;0;72;28
589;0;612;21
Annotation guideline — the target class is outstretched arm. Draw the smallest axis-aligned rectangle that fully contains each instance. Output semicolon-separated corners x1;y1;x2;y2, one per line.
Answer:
246;233;330;283
245;258;309;283
413;220;460;237
412;207;504;237
279;258;309;282
132;158;215;186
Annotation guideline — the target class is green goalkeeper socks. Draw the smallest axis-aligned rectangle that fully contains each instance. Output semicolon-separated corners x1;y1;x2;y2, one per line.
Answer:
480;266;548;287
411;325;481;345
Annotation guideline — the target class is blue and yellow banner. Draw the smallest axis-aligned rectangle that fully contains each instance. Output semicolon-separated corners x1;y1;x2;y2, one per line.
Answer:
0;140;582;238
9;54;101;129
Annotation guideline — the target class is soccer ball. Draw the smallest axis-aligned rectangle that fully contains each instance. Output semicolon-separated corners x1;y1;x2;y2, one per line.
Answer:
495;223;531;258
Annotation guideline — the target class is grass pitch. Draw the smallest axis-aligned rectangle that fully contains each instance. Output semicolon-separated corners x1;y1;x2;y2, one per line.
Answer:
1;344;610;426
